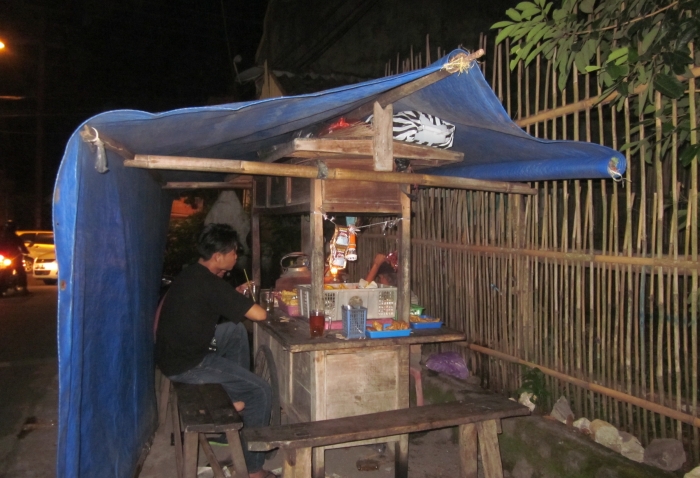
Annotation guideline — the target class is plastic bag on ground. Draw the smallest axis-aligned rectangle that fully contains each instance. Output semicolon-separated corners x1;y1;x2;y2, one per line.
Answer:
425;352;469;379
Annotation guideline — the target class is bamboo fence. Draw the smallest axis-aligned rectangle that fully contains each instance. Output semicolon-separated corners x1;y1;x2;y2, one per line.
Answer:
367;34;700;462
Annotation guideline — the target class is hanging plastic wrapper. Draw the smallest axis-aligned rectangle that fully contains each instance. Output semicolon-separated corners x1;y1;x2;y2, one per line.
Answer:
328;226;349;268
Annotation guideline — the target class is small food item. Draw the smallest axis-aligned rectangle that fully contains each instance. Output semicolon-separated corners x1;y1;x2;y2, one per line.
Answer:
385;320;409;330
410;315;441;323
280;290;299;306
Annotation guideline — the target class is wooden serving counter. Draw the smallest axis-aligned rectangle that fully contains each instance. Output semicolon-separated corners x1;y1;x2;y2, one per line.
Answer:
253;312;465;476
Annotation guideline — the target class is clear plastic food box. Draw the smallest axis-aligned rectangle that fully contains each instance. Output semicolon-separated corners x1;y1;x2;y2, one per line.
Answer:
298;283;397;323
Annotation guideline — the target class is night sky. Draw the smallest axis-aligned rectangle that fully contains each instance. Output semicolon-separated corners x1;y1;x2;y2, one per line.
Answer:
0;0;267;228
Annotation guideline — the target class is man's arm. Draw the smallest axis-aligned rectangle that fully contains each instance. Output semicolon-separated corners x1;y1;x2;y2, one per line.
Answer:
365;253;387;283
245;304;267;321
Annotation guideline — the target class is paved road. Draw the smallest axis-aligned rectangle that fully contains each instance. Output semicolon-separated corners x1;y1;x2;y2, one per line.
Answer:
0;279;58;478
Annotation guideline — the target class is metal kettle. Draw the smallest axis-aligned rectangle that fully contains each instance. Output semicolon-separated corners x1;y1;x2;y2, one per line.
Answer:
275;252;311;291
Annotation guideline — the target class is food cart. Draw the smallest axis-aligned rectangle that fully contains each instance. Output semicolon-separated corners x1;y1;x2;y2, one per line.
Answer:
249;143;469;474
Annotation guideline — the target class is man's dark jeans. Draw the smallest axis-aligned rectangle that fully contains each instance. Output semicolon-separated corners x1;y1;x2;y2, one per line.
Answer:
168;321;272;473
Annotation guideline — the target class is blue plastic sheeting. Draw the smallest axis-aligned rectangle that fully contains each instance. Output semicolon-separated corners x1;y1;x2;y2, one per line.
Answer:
54;49;625;477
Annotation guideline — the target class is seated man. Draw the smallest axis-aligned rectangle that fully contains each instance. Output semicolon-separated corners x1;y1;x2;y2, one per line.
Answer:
155;223;276;478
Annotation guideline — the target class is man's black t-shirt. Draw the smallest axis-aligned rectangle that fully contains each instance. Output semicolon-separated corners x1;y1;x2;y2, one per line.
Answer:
155;262;254;376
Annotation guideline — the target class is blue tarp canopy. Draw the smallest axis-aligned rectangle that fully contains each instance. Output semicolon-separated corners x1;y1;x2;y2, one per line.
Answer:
54;49;625;477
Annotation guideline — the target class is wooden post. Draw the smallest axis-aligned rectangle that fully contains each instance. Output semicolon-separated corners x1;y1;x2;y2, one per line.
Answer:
458;423;478;478
252;208;261;287
373;101;393;171
476;420;504;478
310;179;325;311
398;185;411;321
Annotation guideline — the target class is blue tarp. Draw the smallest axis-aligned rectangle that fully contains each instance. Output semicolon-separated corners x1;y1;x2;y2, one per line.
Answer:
54;49;625;477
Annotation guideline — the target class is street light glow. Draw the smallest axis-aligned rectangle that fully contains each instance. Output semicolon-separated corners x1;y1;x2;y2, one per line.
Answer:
0;41;5;50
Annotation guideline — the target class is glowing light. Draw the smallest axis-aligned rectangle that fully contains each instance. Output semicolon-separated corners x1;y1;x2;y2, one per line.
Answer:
330;267;338;275
0;41;5;50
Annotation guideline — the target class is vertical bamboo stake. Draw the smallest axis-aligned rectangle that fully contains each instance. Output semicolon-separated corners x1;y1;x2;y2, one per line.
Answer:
654;91;667;437
687;46;698;461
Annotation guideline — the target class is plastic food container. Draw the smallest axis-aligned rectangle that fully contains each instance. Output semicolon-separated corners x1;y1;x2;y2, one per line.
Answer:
365;324;411;339
299;283;397;324
410;320;443;329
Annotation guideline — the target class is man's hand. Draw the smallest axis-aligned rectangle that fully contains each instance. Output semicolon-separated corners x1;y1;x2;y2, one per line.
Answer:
235;282;254;294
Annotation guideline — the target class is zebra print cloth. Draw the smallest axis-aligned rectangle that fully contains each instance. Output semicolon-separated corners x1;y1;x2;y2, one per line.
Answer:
366;110;455;149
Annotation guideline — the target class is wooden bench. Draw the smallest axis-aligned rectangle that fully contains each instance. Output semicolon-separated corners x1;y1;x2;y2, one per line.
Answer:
243;395;530;478
170;382;249;478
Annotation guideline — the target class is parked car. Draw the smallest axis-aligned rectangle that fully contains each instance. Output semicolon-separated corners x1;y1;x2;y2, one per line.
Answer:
17;230;55;257
33;251;58;285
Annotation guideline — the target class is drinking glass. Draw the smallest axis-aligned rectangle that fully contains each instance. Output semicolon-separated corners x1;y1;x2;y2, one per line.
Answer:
309;309;325;338
260;289;274;312
243;282;258;303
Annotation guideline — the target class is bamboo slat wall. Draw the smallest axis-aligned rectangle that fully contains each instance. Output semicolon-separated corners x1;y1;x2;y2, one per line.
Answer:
368;35;700;461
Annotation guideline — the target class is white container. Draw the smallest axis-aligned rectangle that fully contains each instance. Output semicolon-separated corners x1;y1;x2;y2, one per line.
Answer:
298;283;397;323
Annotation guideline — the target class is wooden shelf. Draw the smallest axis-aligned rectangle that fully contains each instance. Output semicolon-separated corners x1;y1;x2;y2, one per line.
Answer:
260;138;463;169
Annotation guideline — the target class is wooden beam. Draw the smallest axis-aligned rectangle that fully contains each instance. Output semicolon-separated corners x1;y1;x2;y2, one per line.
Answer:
163;181;251;189
398;185;411;321
373;102;393;171
79;125;134;159
309;180;324;311
346;49;485;121
125;155;536;195
288;138;463;162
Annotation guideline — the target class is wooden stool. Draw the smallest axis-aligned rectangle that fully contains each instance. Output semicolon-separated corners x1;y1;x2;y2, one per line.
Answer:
170;382;249;478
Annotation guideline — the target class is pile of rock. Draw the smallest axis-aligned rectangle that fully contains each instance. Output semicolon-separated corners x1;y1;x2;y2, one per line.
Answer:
540;395;693;473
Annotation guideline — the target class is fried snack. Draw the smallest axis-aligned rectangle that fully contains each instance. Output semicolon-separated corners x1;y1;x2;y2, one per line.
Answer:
410;315;441;323
280;290;299;306
385;320;409;330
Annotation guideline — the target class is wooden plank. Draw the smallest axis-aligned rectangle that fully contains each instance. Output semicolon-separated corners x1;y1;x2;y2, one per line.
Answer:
290;138;463;162
198;435;227;478
345;49;485;121
256;315;465;353
283;448;312;478
476;420;504;478
253;203;311;216
224;430;249;478
243;397;529;451
458;423;478;478
252;211;261;286
398;185;411;322
310;179;324;311
163;181;252;189
173;383;243;433
126;155;536;195
373;102;394;171
182;431;199;478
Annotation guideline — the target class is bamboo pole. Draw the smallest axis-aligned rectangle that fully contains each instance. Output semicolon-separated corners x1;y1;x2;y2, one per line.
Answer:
515;66;700;128
465;343;700;428
125;155;536;195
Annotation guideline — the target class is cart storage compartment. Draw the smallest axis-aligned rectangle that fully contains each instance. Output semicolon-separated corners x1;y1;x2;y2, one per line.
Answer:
298;283;397;323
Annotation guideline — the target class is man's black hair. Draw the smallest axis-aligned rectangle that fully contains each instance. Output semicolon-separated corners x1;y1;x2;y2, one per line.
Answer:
197;223;241;260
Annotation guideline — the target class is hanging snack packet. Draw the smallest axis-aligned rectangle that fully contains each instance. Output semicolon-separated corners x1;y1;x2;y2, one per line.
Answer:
328;226;349;268
345;231;357;261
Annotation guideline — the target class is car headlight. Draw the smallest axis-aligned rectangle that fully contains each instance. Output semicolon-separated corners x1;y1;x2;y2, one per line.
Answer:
0;255;11;268
44;262;58;271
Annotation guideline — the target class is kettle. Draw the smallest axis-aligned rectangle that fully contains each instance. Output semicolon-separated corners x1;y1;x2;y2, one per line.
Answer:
275;252;311;291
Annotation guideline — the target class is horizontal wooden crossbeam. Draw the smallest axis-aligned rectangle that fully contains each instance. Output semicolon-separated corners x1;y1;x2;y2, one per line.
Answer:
124;154;536;195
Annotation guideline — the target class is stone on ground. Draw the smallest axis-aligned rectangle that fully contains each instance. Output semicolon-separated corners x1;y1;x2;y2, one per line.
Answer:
684;465;700;477
573;417;591;435
590;419;622;453
618;431;644;463
643;438;686;471
550;396;574;424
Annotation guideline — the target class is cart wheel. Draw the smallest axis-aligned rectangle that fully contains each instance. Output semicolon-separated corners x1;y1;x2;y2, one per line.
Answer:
254;345;281;459
254;345;281;427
